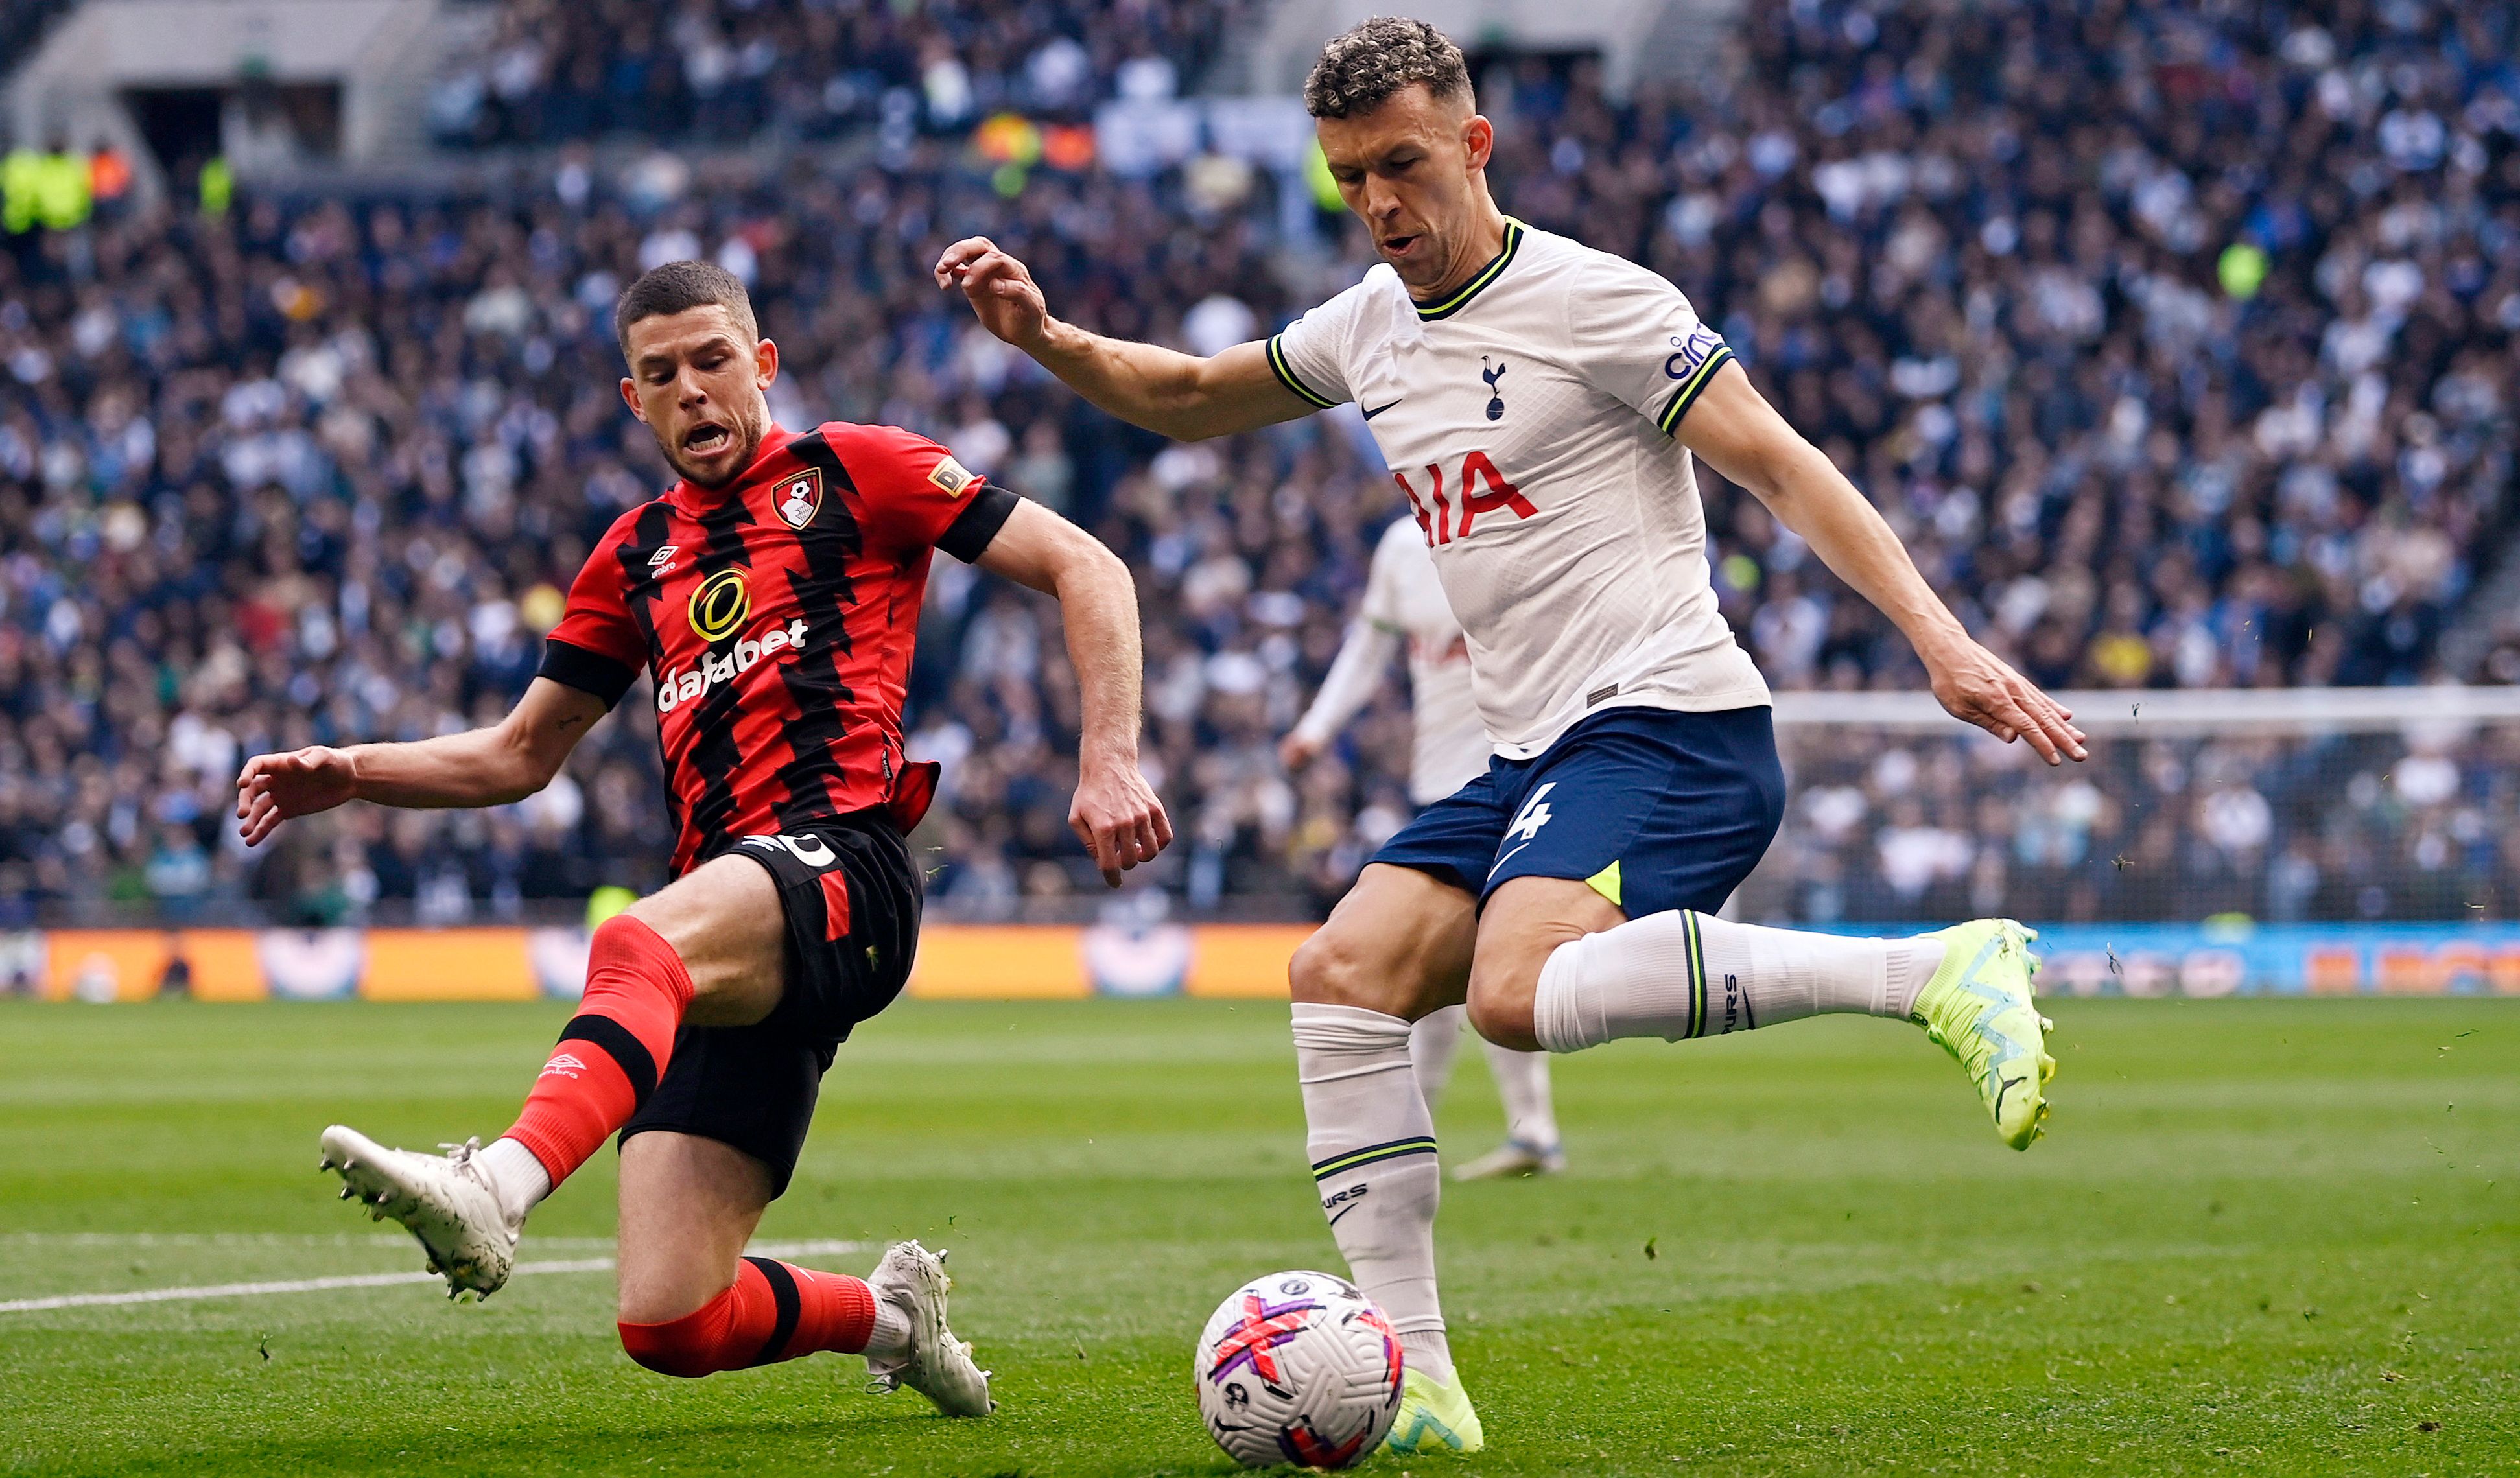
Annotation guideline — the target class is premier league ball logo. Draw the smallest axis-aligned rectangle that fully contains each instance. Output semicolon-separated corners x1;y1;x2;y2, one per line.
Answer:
1194;1271;1404;1469
773;468;821;530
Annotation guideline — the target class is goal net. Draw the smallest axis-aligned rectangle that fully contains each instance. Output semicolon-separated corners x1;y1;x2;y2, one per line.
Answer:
1734;686;2520;997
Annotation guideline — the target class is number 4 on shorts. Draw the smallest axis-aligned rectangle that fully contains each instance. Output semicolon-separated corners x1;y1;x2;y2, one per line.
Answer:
1505;783;1557;843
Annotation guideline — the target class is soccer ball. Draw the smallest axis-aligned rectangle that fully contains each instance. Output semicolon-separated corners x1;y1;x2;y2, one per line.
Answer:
1193;1269;1404;1469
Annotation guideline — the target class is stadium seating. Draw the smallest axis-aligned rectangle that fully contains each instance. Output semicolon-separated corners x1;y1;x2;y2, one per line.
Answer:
0;0;2513;927
425;0;1255;147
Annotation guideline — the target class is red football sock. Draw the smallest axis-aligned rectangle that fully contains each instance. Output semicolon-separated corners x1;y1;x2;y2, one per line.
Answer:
617;1258;879;1378
502;913;694;1187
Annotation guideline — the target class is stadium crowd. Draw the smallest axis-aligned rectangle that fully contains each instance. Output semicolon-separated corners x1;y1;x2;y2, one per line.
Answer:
426;0;1253;148
0;0;2515;926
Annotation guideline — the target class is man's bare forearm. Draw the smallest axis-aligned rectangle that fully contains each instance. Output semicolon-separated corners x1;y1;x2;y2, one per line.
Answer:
1028;322;1300;442
1757;441;1968;661
1024;319;1216;440
344;679;601;809
1050;544;1148;769
344;727;556;810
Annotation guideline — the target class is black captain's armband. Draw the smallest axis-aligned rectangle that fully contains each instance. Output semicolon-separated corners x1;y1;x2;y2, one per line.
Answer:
537;639;639;708
937;483;1020;563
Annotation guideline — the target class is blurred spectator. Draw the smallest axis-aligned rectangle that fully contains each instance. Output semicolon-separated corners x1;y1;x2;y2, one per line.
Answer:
426;0;1253;148
1742;720;2519;926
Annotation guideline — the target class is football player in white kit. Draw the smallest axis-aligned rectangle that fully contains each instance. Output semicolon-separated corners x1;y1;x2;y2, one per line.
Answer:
1280;515;1566;1181
940;16;2085;1454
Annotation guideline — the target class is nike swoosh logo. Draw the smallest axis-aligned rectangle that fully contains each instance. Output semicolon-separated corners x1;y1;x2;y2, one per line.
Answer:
1326;1203;1361;1228
1488;839;1536;879
1361;399;1402;420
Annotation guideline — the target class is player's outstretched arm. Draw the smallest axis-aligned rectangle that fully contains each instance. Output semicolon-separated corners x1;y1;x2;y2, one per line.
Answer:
1281;618;1402;771
234;677;612;845
974;499;1173;886
936;236;1312;442
1677;362;2088;766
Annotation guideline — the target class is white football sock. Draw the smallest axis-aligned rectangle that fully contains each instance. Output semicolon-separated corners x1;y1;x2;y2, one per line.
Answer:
1531;912;1945;1053
477;1136;552;1226
1480;1038;1559;1151
1291;1002;1452;1385
1408;1005;1467;1118
863;1296;912;1363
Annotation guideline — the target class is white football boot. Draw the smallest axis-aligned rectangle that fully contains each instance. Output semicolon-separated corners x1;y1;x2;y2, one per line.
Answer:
319;1125;519;1299
863;1240;994;1416
1450;1137;1568;1181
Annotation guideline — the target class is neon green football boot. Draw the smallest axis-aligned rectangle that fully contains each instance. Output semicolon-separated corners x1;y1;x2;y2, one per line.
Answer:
1909;919;2054;1150
1384;1365;1484;1455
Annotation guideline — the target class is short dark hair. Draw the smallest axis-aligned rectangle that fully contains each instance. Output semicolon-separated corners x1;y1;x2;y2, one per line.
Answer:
613;260;757;357
1303;17;1472;119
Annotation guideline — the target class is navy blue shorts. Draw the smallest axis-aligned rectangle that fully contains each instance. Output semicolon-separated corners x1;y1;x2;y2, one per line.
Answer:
1371;707;1786;919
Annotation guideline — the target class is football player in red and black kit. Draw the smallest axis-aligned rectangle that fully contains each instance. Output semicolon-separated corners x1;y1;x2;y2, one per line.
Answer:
233;261;1170;1417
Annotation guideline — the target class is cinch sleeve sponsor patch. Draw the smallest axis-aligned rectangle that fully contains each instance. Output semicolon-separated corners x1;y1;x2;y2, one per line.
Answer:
1656;333;1737;437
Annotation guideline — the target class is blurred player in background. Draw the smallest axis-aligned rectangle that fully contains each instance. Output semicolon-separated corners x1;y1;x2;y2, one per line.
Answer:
235;261;1170;1417
941;17;2084;1453
1280;515;1564;1181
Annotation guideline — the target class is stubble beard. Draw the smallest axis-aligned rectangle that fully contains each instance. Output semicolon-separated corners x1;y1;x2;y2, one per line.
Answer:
656;406;766;491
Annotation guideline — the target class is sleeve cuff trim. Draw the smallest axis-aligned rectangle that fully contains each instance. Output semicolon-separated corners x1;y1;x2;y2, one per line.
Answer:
1266;334;1341;409
1657;344;1736;437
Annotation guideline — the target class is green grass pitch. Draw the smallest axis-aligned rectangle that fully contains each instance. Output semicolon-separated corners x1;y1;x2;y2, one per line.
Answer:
2;996;2514;1475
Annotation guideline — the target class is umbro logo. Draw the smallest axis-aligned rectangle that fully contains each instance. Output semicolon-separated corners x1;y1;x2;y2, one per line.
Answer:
540;1052;589;1079
648;545;678;573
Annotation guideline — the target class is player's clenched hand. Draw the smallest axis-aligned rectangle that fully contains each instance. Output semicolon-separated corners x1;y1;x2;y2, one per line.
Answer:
934;237;1050;348
1069;757;1172;888
235;746;360;846
1924;637;2087;765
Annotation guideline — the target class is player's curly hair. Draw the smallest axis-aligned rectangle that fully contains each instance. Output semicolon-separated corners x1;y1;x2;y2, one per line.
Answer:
614;260;758;356
1302;16;1472;119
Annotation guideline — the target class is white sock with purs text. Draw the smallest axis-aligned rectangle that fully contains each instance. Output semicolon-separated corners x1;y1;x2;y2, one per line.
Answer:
1293;1002;1453;1385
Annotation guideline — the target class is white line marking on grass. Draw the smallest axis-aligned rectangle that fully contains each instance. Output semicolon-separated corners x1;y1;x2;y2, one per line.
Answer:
0;1239;869;1314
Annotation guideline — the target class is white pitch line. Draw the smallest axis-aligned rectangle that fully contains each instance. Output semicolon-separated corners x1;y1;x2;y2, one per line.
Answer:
0;1239;869;1314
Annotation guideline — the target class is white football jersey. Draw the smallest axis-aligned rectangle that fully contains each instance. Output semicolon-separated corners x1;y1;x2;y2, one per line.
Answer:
1288;517;1489;805
1270;220;1769;759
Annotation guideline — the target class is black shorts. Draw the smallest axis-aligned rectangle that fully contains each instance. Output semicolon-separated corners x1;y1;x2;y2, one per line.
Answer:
618;812;921;1199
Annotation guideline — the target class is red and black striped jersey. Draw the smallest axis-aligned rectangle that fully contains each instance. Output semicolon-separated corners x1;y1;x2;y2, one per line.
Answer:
537;421;1015;876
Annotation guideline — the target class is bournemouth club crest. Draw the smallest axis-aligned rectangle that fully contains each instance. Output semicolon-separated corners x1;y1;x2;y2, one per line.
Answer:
772;467;822;530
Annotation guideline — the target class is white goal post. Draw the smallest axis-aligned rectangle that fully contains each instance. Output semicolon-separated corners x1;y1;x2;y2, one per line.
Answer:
1770;685;2520;736
1743;685;2519;994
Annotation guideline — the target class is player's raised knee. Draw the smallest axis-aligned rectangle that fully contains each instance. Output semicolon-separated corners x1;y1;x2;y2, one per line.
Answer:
1464;981;1543;1054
